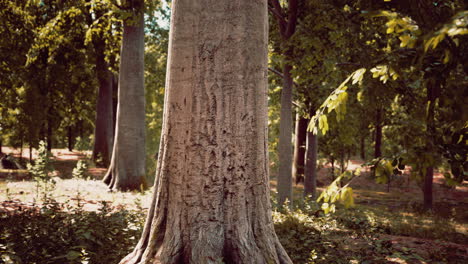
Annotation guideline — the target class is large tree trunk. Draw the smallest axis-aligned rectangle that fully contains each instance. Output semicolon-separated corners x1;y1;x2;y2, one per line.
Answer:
92;43;114;167
103;4;146;191
120;1;292;263
304;129;318;198
292;113;307;184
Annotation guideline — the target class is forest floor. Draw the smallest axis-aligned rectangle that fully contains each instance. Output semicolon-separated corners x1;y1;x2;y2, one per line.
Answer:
0;147;467;263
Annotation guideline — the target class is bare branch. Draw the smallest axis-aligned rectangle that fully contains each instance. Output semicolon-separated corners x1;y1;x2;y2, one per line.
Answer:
268;7;285;23
268;67;299;89
284;0;299;38
335;62;364;67
268;0;287;35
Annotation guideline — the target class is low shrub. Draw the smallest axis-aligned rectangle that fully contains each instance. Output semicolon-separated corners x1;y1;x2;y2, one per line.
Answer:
0;201;145;264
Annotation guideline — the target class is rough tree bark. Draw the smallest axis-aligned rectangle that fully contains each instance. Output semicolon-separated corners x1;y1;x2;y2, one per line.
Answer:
120;1;292;263
269;0;299;207
92;41;114;167
103;1;146;191
292;113;307;184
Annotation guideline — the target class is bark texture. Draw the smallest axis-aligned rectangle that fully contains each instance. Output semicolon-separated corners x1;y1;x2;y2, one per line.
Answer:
120;1;292;263
92;42;114;167
304;131;317;198
103;7;146;191
292;114;307;184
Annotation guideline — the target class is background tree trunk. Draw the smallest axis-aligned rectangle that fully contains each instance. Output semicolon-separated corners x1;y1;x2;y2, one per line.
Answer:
292;113;307;184
92;45;114;167
46;114;52;152
120;1;292;263
29;144;32;162
304;129;317;198
103;4;146;191
374;108;382;159
360;134;365;160
67;126;73;151
270;0;298;208
278;60;293;206
423;79;439;211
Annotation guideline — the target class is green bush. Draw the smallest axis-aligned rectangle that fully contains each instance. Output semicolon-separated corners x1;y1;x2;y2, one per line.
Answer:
72;160;89;179
73;136;93;152
27;141;55;200
0;201;145;264
273;211;321;263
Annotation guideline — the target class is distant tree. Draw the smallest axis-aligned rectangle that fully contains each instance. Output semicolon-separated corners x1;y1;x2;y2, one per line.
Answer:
103;0;146;191
84;0;122;166
120;0;292;263
269;0;299;207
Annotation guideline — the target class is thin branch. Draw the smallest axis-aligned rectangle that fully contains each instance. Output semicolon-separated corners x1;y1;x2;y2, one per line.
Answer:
268;7;285;23
267;68;300;107
268;67;300;93
268;67;284;79
335;62;364;67
284;0;299;38
268;0;287;35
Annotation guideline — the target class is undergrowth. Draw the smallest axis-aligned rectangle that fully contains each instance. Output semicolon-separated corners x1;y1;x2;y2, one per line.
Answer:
0;201;144;264
0;199;466;263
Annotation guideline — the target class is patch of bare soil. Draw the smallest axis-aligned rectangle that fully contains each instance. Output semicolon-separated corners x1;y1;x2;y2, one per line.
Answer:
2;147;106;179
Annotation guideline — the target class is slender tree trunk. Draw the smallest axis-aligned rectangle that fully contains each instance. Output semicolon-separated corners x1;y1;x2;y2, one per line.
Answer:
360;135;365;160
423;167;434;210
92;43;114;167
19;135;23;162
340;149;346;174
292;113;307;184
120;1;292;263
423;79;438;211
278;56;293;206
330;158;335;180
270;0;298;208
0;139;2;154
103;4;146;191
46;115;52;152
29;144;32;162
374;108;382;158
67;126;73;151
112;73;118;131
304;130;318;198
